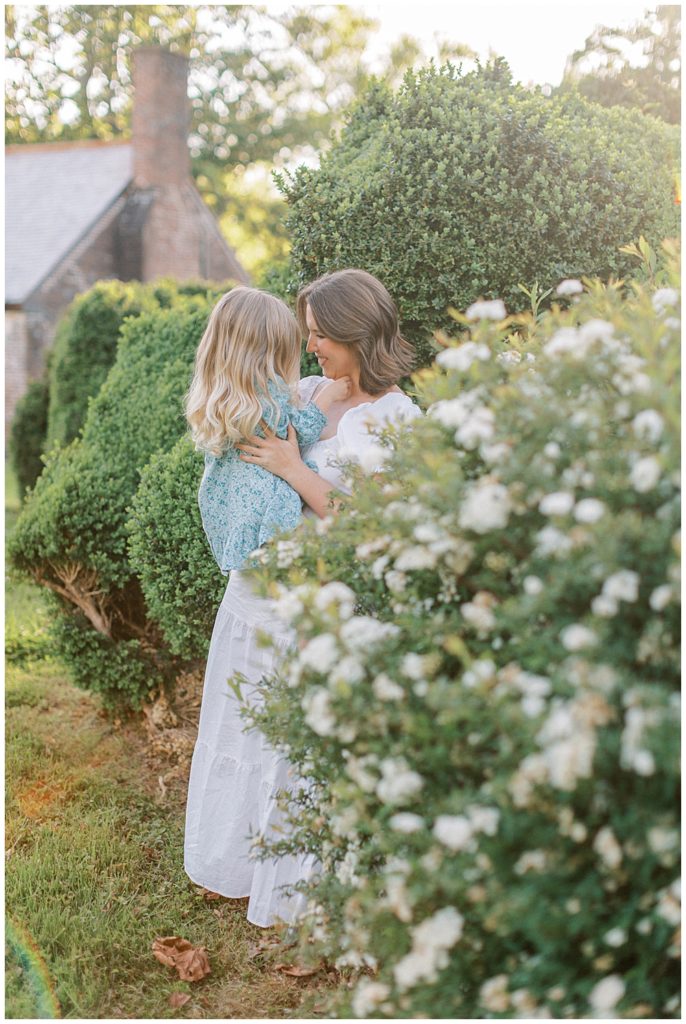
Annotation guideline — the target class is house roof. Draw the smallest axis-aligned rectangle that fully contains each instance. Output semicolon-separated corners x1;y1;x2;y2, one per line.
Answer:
5;140;133;304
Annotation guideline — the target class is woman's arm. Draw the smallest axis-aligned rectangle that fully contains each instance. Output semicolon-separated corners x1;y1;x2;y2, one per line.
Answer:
236;425;340;519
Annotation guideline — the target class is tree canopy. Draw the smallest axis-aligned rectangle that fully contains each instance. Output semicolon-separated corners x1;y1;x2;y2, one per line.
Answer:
5;4;471;274
560;5;680;123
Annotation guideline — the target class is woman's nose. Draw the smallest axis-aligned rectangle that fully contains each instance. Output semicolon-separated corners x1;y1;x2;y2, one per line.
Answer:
306;335;316;353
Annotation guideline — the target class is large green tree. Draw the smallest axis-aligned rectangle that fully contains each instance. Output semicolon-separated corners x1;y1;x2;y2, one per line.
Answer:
5;5;472;275
4;5;377;164
559;5;680;123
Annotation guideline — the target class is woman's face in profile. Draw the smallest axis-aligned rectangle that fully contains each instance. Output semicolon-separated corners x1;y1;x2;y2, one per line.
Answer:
305;303;359;381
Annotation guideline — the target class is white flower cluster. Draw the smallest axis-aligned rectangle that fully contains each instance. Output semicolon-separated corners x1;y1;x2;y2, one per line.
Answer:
459;476;511;533
372;672;405;701
428;388;502;454
543;318;615;360
652;287;678;316
593;826;623;870
299;632;339;673
340;615;400;651
556;278;583;296
433;804;500;851
389;812;424;833
355;534;392;560
313;581;356;620
335;846;363;887
275;538;302;568
620;691;660;776
393;906;464;991
592;569;639;618
632;408;664;444
510;690;612;801
351;979;391;1018
494;663;552;718
630;454;661;492
302;686;336;736
612;352;651;395
461;591;497;634
588;974;625;1015
436;340;491;371
655;876;680;926
465;299;507;321
560;624;598;651
377;757;424;805
539;490;575;516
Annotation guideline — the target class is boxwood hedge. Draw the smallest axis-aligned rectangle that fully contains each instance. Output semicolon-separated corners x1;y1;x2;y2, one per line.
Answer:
9;295;219;708
279;60;680;365
10;375;50;498
46;278;229;453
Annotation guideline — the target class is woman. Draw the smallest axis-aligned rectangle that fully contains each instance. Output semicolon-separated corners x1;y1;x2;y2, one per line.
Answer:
184;268;419;928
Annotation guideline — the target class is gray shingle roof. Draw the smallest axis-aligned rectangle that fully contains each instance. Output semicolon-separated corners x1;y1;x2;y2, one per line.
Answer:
5;141;133;304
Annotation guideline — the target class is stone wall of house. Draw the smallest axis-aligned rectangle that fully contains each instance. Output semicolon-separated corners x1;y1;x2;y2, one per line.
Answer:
140;183;249;284
141;184;203;282
5;195;127;434
5;309;29;434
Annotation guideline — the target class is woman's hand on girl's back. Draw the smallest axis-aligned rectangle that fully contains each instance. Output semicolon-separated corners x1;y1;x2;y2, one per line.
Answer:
237;424;302;481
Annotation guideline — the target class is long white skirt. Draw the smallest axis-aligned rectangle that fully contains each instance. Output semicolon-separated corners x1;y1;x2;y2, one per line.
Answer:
183;569;316;927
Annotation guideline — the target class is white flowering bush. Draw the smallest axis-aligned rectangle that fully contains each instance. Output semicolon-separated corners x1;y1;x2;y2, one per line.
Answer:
243;248;680;1018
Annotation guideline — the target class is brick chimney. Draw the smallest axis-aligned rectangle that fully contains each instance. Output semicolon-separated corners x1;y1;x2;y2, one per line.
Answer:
132;47;190;188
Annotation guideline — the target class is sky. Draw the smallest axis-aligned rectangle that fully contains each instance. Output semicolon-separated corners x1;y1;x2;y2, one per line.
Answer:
369;2;652;85
270;1;654;87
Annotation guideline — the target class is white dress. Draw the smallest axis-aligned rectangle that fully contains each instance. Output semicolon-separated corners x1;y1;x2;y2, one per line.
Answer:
183;377;420;927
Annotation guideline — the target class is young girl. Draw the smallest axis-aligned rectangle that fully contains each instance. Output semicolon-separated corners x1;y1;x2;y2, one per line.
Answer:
185;287;350;573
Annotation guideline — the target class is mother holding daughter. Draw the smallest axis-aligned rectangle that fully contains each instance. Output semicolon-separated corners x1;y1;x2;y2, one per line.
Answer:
183;269;419;928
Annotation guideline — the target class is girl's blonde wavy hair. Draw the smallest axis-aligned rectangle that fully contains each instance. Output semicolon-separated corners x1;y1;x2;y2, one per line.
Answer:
185;287;301;455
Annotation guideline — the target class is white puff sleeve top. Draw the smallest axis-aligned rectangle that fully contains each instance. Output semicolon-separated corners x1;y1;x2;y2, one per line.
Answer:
298;375;422;499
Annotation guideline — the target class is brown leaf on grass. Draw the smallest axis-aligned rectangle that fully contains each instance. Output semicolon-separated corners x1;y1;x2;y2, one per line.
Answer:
152;936;211;982
194;886;222;900
169;992;191;1008
273;962;321;977
153;936;190;968
176;947;211;982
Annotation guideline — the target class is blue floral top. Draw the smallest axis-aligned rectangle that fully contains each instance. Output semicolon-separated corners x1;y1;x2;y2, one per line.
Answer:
198;378;327;573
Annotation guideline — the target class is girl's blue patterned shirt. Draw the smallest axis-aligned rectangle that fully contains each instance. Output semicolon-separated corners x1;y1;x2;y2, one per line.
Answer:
198;378;326;573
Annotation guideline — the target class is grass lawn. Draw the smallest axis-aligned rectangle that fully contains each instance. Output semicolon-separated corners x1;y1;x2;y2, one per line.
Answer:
5;462;336;1019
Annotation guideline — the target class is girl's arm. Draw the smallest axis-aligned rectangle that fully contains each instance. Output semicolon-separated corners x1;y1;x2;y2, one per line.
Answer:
236;425;341;519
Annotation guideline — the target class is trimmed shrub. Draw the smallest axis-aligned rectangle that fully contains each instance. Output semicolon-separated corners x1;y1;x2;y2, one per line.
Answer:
126;436;225;660
243;251;680;1018
46;281;159;451
45;278;227;454
10;375;50;498
279;61;680;365
9;295;218;708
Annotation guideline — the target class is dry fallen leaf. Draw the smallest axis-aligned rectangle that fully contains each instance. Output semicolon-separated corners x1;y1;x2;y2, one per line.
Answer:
274;962;320;977
169;992;191;1009
153;936;190;968
152;936;211;982
194;886;222;900
176;947;211;983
